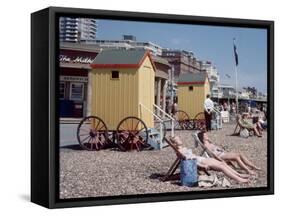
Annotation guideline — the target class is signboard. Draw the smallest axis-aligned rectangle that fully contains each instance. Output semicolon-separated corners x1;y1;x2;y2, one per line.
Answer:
60;76;88;83
60;55;96;64
59;49;98;65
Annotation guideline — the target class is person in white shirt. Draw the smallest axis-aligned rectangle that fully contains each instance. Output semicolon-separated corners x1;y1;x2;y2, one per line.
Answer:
247;104;251;113
204;94;214;131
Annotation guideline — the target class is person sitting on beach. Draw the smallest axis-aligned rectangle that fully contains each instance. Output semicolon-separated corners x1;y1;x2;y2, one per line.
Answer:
259;117;267;129
197;130;261;175
258;111;267;130
171;136;250;184
240;113;263;137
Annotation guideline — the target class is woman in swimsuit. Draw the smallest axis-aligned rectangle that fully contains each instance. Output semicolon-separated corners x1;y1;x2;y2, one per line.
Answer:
197;130;261;175
171;136;250;183
241;113;263;137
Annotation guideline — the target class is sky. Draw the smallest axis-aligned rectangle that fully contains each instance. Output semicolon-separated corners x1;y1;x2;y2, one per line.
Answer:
95;19;268;94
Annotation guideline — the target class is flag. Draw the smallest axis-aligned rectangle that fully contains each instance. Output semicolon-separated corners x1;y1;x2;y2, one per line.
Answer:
233;38;239;66
226;74;231;78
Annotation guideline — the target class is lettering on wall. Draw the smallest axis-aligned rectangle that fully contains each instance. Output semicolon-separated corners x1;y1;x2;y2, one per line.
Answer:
59;55;95;64
60;76;88;83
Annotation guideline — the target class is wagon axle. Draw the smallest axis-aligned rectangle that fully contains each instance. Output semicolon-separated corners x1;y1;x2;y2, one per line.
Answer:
77;116;149;152
175;110;206;130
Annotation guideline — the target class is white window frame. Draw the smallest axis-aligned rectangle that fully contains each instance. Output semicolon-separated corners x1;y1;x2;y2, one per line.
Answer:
69;82;84;101
59;82;66;100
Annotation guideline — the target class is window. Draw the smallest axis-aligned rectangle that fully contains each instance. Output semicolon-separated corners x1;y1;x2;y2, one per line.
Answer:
189;86;194;91
111;70;119;79
60;82;65;99
70;82;84;101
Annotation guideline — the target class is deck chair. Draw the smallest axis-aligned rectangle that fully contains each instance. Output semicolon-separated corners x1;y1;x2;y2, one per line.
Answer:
233;114;254;136
192;132;223;161
162;137;209;182
192;131;236;168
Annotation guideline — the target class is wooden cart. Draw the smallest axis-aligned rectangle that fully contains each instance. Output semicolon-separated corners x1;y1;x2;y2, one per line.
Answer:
77;49;166;151
174;110;206;130
175;73;211;130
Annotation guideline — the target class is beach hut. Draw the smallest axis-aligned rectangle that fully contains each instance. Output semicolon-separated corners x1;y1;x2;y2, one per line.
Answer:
89;49;156;130
177;73;210;118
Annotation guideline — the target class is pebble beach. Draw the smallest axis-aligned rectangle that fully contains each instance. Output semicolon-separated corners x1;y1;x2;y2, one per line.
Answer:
59;122;267;199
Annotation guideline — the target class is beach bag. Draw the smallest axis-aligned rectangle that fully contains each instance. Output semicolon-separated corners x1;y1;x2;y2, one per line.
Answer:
240;128;249;138
180;159;198;187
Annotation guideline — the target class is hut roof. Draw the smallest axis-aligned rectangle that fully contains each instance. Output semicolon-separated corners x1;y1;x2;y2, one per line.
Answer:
90;49;156;70
177;73;208;85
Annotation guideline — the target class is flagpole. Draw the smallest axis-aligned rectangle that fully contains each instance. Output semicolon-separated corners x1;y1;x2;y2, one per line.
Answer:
233;38;239;114
235;64;238;113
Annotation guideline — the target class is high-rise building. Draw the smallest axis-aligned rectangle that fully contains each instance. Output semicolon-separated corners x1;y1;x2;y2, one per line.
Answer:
59;17;97;43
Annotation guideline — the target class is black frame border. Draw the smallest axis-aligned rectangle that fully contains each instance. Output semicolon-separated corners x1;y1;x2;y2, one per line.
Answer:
31;6;274;209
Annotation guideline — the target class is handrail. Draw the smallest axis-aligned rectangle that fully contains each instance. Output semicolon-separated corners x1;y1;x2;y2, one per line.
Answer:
139;103;164;147
213;107;221;115
153;104;176;121
213;107;222;128
153;104;175;136
139;103;163;122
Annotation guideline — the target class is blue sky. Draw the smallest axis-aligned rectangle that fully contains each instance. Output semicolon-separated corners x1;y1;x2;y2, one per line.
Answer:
95;19;267;93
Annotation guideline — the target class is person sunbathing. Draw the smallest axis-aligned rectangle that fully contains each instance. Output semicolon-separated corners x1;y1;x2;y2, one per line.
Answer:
197;130;261;175
241;113;262;137
171;136;250;184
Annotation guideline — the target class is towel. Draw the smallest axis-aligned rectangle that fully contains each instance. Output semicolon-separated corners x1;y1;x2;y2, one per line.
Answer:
198;174;231;188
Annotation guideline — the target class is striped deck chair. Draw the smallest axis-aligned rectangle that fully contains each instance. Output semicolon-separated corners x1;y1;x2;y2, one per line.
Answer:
192;131;236;168
162;137;209;182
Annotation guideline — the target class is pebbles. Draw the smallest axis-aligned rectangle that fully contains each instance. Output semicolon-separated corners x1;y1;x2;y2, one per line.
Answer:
59;123;267;199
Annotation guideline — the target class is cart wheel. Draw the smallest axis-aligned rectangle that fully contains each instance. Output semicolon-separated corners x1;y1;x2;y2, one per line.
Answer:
194;112;206;130
116;116;148;151
77;116;109;151
186;119;195;130
175;110;191;130
154;120;167;142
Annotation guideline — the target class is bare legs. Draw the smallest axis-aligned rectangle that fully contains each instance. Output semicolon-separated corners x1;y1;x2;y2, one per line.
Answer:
240;154;261;170
201;158;249;183
253;125;262;137
256;122;263;135
220;153;260;174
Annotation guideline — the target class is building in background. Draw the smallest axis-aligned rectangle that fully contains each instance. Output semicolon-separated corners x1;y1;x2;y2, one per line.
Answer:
59;42;170;118
59;17;97;43
151;55;171;116
161;49;221;99
89;35;163;56
219;84;236;103
59;43;100;117
161;49;203;80
201;61;220;99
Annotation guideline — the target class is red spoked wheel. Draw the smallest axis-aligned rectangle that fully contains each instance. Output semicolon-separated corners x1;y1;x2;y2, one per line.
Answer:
175;110;194;130
194;112;206;130
77;116;109;151
116;116;149;151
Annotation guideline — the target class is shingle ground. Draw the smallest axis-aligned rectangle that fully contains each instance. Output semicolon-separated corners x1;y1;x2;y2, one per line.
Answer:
60;122;267;199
